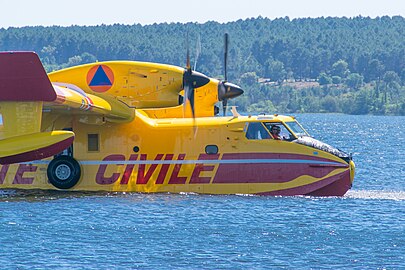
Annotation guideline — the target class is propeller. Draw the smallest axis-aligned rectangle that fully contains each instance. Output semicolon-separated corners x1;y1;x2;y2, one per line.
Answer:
218;33;244;116
183;34;210;119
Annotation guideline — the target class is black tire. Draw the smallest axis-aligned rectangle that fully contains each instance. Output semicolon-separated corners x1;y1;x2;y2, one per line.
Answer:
47;156;81;189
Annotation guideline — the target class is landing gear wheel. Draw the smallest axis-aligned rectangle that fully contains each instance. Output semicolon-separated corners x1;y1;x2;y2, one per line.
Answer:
47;156;81;189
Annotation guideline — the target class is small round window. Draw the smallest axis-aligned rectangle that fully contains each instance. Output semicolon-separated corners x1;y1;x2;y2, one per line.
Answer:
205;145;218;155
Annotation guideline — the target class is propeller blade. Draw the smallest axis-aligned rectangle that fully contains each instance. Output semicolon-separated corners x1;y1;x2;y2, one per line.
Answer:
222;99;228;116
220;33;231;115
182;33;210;119
194;34;201;71
224;33;229;82
183;81;195;118
182;69;210;118
183;32;194;118
186;32;191;70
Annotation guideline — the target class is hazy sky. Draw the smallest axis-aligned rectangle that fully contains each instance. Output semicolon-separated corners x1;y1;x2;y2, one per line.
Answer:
1;0;404;28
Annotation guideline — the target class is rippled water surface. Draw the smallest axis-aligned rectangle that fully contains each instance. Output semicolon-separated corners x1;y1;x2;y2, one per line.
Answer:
1;114;404;269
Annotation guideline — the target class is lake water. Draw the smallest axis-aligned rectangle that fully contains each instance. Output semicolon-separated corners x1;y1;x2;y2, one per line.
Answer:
1;114;404;269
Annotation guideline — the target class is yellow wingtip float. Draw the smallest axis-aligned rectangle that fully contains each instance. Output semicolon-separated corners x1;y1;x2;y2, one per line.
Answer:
0;50;355;196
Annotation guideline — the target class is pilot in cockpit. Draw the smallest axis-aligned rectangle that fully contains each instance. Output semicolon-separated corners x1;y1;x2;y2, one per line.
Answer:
270;125;282;140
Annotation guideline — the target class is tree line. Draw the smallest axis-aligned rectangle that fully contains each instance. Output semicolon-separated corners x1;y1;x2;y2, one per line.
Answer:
1;16;404;115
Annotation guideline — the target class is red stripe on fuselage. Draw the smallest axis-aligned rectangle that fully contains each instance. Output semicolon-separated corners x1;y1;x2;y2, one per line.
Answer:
190;154;220;184
212;153;347;184
221;153;338;162
256;170;351;196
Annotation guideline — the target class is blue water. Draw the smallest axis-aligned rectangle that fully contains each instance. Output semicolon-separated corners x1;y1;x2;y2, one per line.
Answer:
1;114;404;269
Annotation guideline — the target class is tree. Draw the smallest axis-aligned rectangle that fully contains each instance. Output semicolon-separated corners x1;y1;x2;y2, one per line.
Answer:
346;73;364;89
367;59;385;81
64;55;83;68
332;76;342;84
247;100;276;113
331;59;350;78
265;60;287;82
352;90;370;114
383;71;401;86
240;72;259;86
80;52;97;64
382;71;401;102
40;45;57;65
318;73;332;85
368;59;385;98
321;95;339;112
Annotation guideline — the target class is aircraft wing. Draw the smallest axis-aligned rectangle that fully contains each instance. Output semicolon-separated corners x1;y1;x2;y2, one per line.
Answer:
0;51;133;164
45;82;134;123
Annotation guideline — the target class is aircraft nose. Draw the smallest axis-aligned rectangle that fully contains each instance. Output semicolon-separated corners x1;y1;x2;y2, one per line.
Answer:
218;82;244;101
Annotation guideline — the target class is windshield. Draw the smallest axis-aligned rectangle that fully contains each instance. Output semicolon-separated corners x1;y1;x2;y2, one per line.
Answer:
263;122;295;141
245;122;271;140
285;121;309;137
244;121;306;141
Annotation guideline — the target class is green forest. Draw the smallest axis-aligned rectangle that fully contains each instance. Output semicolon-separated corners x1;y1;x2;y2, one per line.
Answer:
1;16;404;115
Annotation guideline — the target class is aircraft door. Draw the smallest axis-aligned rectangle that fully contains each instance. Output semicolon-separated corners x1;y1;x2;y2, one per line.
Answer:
55;128;73;157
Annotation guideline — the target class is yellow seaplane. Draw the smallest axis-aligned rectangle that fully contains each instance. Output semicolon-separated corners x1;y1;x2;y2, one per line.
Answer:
0;43;355;196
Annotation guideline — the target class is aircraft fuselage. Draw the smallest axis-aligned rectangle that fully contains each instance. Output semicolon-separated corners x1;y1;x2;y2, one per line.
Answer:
0;112;355;196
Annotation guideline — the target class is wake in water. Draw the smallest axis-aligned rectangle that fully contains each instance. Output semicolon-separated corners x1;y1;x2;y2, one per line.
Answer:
0;189;112;202
345;190;405;201
2;189;405;201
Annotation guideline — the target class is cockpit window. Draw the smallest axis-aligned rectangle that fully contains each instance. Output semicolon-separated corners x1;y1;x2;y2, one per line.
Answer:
285;121;308;137
245;122;271;140
263;122;295;141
